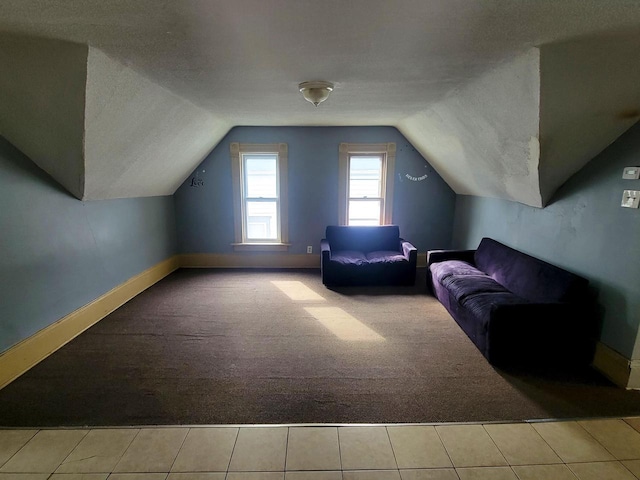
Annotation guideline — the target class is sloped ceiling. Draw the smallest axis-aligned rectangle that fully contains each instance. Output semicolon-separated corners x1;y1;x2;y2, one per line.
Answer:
0;1;639;204
538;34;640;205
84;48;230;200
0;35;87;198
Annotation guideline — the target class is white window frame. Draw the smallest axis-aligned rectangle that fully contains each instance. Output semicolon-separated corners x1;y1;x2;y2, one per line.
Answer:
338;142;396;226
230;142;289;251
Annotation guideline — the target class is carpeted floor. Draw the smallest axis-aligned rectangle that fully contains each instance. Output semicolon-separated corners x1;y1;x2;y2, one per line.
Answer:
1;268;639;427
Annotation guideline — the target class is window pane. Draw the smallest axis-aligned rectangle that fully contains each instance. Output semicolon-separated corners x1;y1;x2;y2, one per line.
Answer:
246;201;278;239
348;199;381;226
245;155;277;198
349;156;381;198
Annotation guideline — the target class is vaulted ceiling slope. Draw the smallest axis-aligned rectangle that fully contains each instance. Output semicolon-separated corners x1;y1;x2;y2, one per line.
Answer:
0;1;639;205
0;35;230;200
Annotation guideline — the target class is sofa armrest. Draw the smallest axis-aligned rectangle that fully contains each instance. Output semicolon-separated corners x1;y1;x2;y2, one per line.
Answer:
427;249;476;267
400;239;418;265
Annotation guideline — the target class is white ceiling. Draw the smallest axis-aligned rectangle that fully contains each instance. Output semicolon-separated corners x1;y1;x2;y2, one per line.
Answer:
2;0;639;126
1;0;640;204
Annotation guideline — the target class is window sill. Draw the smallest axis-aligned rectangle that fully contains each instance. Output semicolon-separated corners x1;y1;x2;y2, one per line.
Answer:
232;243;291;252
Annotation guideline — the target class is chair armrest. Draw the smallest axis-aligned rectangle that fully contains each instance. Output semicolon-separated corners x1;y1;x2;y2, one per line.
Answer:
427;249;475;267
320;239;331;262
400;239;418;265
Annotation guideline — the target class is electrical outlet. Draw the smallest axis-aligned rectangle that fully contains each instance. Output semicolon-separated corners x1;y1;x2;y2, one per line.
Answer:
621;190;640;208
307;245;313;254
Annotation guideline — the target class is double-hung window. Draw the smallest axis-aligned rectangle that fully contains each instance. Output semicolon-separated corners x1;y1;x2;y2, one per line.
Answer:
243;154;279;240
339;143;395;225
230;143;289;250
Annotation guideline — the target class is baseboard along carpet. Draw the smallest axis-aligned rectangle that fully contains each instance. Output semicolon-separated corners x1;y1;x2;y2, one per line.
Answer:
1;268;639;427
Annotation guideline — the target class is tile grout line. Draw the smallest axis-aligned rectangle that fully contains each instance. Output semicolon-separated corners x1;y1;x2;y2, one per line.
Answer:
564;461;640;480
336;426;343;476
539;420;622;466
513;420;640;477
284;426;290;474
58;427;140;475
3;420;640;477
621;460;640;480
479;423;511;468
166;426;191;475
490;422;640;473
433;424;457;470
575;417;640;469
225;426;241;478
0;428;39;472
623;418;640;432
120;427;142;474
575;419;618;459
4;428;90;476
383;425;401;474
112;427;144;474
431;424;456;471
528;422;572;469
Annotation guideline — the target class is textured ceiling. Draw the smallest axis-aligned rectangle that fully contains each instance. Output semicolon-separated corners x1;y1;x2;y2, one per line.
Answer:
2;0;639;126
1;0;640;204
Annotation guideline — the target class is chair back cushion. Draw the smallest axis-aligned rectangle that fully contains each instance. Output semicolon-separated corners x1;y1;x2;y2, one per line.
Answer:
326;225;400;253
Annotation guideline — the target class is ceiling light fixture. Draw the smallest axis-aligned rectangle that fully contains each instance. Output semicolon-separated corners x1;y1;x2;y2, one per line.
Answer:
299;81;334;107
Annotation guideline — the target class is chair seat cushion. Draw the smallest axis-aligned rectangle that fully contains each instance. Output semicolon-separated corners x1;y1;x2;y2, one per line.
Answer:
366;250;407;264
331;250;367;266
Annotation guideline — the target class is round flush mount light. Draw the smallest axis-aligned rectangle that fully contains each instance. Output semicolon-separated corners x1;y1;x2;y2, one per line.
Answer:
298;81;334;107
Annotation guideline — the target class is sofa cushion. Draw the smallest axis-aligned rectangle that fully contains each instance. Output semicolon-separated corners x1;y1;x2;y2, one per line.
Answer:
429;260;486;284
330;250;367;266
366;251;407;264
461;291;529;331
474;238;588;303
442;275;509;303
326;225;400;253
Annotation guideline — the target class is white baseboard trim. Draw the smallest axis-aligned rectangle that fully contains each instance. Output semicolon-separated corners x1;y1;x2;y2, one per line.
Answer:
592;342;640;389
0;256;180;390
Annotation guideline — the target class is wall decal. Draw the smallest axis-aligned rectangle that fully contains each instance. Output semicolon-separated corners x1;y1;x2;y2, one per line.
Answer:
405;173;428;182
190;169;205;187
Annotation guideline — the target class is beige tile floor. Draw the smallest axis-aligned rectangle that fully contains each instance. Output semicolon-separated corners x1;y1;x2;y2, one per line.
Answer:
1;418;640;479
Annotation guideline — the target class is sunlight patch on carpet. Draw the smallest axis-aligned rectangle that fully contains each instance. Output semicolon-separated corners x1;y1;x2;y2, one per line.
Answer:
304;306;385;342
271;281;326;301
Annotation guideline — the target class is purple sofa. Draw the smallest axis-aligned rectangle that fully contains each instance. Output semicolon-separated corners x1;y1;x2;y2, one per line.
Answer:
321;225;417;286
427;238;595;366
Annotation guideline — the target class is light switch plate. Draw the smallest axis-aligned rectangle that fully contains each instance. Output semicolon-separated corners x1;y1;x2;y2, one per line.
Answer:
622;190;640;208
623;167;640;179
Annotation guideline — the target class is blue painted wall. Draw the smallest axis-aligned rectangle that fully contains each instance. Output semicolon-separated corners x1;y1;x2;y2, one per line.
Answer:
175;126;456;255
0;137;178;353
452;121;640;359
